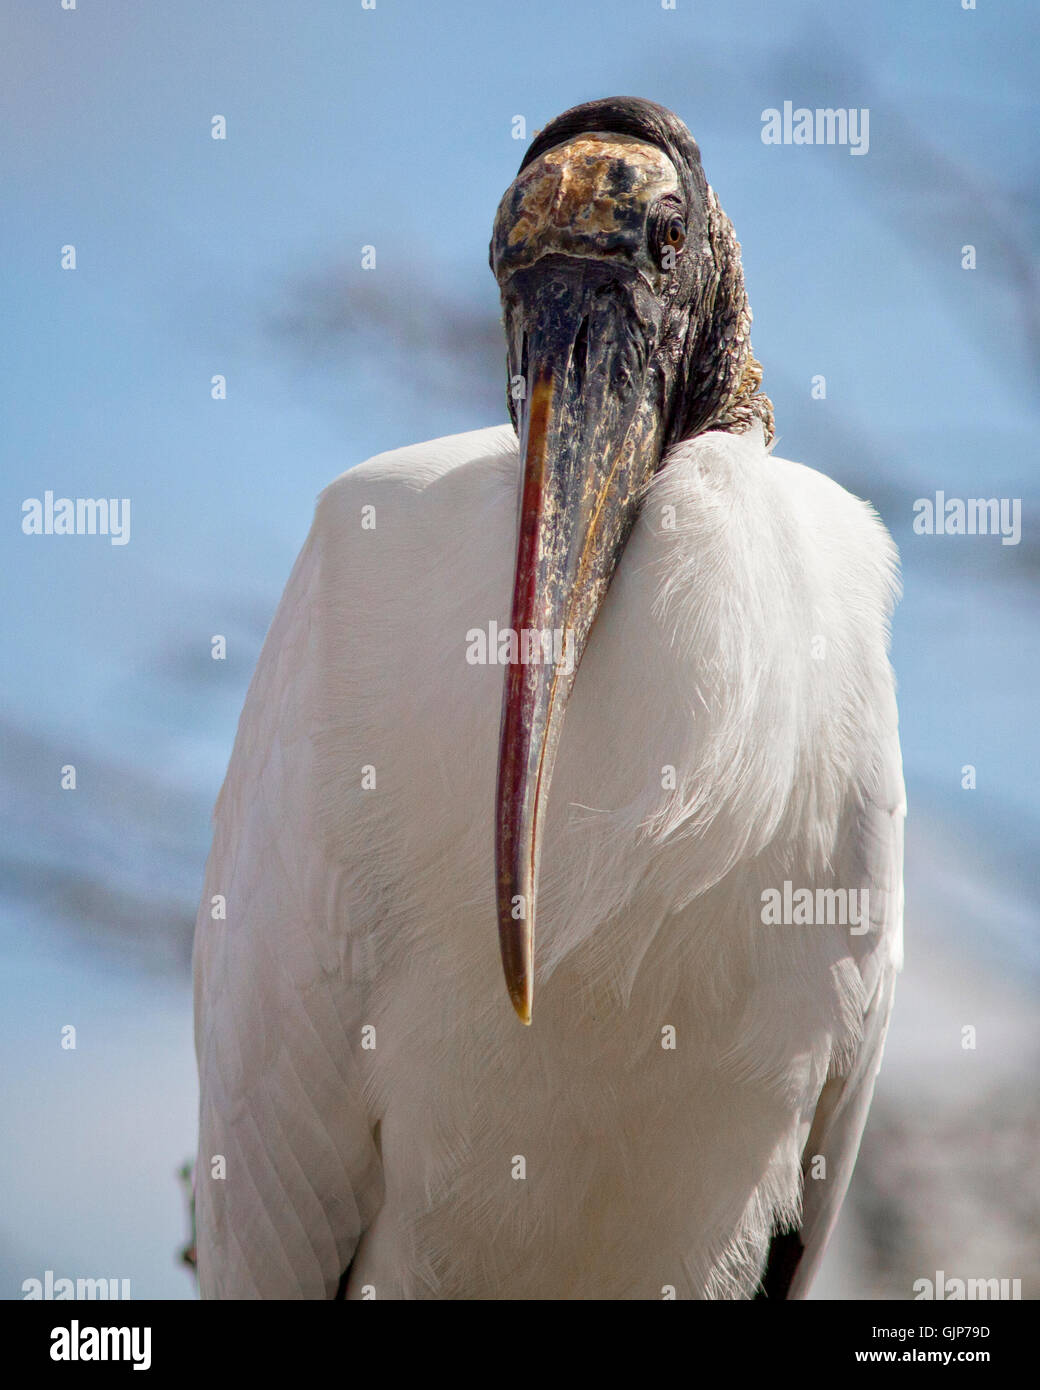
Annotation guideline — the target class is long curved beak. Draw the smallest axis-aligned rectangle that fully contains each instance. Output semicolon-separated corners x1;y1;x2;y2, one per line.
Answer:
495;261;666;1022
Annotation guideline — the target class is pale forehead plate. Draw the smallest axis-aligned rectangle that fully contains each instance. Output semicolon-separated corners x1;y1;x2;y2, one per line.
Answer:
535;133;679;194
496;133;680;262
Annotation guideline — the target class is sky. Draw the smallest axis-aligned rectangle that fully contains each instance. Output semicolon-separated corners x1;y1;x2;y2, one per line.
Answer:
0;0;1037;1298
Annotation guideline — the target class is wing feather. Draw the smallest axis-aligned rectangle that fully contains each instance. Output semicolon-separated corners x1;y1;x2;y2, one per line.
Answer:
761;729;905;1299
193;528;383;1298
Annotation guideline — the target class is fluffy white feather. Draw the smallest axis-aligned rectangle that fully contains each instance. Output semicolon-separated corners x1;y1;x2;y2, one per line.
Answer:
194;420;903;1299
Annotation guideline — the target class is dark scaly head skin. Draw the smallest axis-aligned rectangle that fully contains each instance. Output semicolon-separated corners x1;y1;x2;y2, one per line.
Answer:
489;97;773;1022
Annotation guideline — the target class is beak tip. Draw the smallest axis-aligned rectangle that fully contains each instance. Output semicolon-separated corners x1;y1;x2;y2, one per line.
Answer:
509;988;533;1026
505;975;533;1024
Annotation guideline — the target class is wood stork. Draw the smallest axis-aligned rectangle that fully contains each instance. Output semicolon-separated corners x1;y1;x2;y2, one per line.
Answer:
193;97;904;1300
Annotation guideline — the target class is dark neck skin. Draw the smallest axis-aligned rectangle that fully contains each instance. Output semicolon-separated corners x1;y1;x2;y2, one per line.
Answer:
668;188;775;451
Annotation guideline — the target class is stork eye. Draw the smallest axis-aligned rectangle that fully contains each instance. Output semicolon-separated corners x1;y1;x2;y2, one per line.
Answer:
650;207;687;267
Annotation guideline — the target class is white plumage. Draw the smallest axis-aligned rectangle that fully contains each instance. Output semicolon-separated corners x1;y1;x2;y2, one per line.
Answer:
193;419;903;1299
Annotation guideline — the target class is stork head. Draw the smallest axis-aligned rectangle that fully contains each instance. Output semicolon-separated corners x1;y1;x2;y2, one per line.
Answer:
489;97;773;1022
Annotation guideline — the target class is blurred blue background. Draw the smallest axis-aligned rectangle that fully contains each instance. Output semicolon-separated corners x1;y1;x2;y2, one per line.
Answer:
1;0;1037;1299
